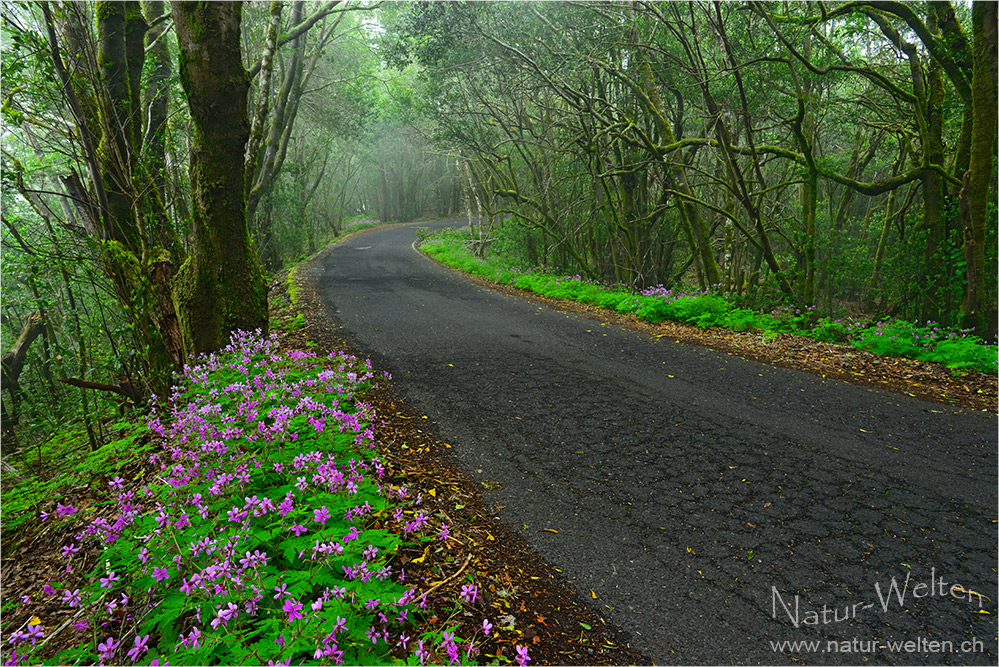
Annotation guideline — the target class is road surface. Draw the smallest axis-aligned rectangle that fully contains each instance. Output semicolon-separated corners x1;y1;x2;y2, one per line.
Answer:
307;219;997;665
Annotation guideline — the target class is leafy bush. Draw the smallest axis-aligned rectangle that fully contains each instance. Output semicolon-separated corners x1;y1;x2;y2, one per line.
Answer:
671;295;732;327
851;320;998;373
809;317;852;343
723;308;765;332
925;337;998;372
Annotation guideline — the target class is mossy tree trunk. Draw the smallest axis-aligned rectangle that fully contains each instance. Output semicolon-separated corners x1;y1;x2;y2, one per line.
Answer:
43;2;185;379
142;1;171;229
961;0;998;336
171;0;268;356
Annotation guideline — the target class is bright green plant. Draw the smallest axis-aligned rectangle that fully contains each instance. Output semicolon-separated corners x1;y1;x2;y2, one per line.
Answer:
6;331;506;667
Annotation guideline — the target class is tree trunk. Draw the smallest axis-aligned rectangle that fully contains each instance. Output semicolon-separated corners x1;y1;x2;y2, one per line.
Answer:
1;312;45;452
95;1;144;252
142;1;170;199
245;0;283;196
962;0;998;336
172;0;268;356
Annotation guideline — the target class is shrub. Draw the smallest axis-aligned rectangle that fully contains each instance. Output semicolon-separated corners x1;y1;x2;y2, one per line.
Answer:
668;295;732;327
809;317;852;343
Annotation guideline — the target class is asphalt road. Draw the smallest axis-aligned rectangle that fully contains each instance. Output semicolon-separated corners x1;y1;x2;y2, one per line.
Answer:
308;219;998;665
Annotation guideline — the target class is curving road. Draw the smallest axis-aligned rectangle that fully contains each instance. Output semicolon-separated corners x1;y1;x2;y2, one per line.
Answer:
307;220;997;665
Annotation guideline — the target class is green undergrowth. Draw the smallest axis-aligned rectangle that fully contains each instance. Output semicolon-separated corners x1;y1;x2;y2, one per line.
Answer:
419;227;997;374
4;330;501;666
1;420;154;535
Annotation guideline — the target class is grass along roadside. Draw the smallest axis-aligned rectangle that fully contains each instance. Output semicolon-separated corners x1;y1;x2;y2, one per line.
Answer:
418;230;999;413
418;229;997;376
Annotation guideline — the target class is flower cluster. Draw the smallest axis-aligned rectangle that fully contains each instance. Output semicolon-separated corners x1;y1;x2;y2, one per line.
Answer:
8;330;513;667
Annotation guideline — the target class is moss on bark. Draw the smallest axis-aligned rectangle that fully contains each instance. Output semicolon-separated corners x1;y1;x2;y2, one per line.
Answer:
171;1;268;356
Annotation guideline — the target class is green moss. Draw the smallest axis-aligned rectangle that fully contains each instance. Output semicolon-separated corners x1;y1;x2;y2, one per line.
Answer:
174;252;268;358
101;239;141;284
94;1;118;21
286;269;301;306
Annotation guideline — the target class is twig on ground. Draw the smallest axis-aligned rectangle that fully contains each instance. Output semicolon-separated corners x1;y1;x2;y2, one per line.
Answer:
425;553;473;597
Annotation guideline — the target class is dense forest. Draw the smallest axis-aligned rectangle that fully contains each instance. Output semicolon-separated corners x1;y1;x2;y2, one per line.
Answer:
1;0;996;451
0;3;996;666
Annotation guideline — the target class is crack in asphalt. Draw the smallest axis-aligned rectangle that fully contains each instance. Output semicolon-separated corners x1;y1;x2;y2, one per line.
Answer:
305;220;997;665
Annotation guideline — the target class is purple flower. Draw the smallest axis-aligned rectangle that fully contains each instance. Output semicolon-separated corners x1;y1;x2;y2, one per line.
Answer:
515;644;531;666
180;627;202;649
100;572;120;589
313;506;330;526
97;636;119;662
25;625;43;644
460;584;478;604
211;603;239;630
152;567;170;583
61;543;79;558
482;618;493;635
282;597;304;622
126;634;149;662
61;588;82;608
